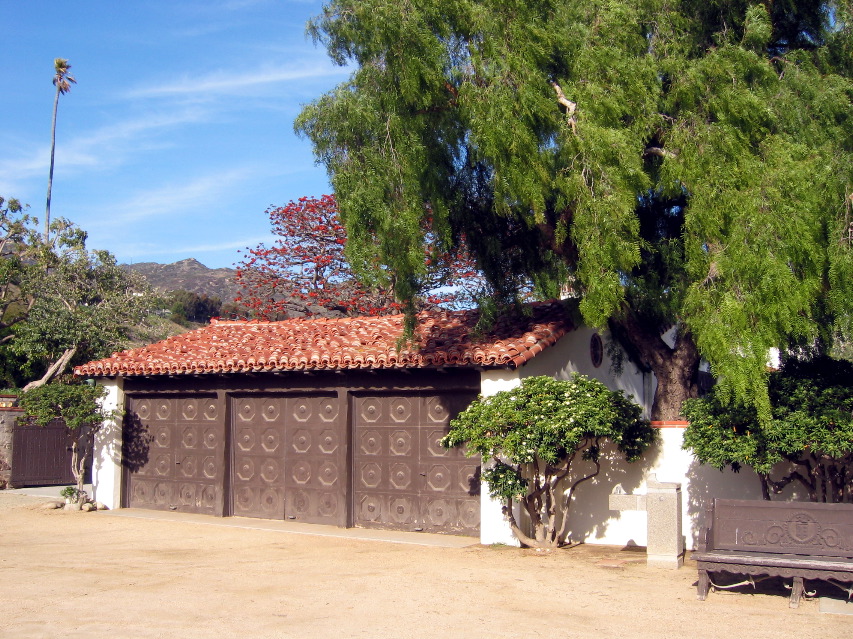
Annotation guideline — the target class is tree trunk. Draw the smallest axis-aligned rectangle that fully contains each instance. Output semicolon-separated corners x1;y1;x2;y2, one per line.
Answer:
45;83;61;243
21;346;77;392
609;309;701;420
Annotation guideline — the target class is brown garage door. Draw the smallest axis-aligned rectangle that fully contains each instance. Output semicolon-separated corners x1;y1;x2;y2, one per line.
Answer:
353;393;480;536
231;394;345;525
125;395;224;515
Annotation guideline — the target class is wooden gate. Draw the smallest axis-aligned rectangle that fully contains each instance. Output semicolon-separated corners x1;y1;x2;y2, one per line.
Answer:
10;418;76;487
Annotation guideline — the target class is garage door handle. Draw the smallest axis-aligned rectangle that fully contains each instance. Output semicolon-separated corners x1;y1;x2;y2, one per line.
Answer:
419;472;426;476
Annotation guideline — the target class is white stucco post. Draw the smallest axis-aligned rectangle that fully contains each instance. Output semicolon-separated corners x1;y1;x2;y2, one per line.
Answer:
92;378;124;509
478;369;522;546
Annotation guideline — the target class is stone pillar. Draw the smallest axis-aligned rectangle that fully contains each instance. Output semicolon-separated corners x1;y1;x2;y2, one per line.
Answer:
91;379;124;509
0;407;20;489
645;474;684;569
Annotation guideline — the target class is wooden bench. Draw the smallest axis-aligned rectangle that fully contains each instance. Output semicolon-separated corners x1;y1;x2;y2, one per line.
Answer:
693;498;853;608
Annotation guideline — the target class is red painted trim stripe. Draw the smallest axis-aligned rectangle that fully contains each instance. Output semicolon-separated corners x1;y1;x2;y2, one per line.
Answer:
650;420;689;428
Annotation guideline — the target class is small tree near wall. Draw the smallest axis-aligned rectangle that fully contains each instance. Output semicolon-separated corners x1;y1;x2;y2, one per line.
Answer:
442;375;654;549
20;380;115;505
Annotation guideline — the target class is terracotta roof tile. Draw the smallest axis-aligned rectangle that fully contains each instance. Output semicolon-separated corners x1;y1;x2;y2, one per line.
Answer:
74;301;573;377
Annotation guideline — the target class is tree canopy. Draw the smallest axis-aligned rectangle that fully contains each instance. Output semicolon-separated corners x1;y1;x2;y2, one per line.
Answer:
297;0;853;420
442;374;654;548
235;194;483;319
683;356;853;503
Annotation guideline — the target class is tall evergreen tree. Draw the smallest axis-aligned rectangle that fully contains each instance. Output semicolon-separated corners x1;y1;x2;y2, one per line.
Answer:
297;0;853;420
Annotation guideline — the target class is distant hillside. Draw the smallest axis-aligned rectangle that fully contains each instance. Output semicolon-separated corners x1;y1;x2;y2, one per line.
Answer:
124;258;240;303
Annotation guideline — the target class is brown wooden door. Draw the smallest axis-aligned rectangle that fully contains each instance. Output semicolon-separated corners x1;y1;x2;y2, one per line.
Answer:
353;393;480;536
231;394;345;525
125;395;224;515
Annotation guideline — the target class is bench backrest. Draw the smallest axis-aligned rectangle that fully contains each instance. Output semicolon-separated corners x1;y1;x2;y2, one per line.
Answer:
707;498;853;559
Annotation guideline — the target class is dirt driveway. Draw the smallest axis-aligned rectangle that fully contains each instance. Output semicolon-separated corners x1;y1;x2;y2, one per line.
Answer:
0;493;850;639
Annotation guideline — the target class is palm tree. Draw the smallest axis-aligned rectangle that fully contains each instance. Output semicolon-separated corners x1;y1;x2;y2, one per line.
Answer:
45;58;76;242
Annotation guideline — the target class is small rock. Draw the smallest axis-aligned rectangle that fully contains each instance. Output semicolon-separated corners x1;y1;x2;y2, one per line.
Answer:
41;501;63;510
94;502;108;511
64;502;82;511
81;502;95;512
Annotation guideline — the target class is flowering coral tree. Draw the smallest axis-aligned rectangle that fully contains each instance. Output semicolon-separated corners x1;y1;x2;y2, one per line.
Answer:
442;374;654;549
235;194;482;319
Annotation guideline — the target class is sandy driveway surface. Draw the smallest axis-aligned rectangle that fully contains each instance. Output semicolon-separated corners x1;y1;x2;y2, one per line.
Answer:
0;493;850;639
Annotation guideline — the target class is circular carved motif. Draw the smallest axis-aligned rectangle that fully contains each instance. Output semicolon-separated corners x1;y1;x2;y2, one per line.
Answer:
236;458;255;481
203;401;218;421
154;453;171;476
153;482;169;505
135;400;151;421
359;430;381;456
235;487;254;512
425;430;449;457
182;426;198;449
359;495;382;521
238;400;256;422
179;483;196;506
261;428;280;453
319;430;339;454
458;465;480;494
389;398;413;423
426;397;447;424
200;485;216;508
389;497;413;523
262;400;280;422
290;489;310;514
237;428;256;452
155;401;171;421
459;500;479;528
360;398;382;423
181;399;198;421
318;462;338;487
360;462;382;488
179;456;197;478
427;499;451;526
292;461;312;485
292;399;313;422
292;429;312;453
261;459;280;483
427;465;451;491
787;512;821;545
389;463;412;490
319;398;339;422
318;493;338;517
202;427;218;449
132;480;151;503
260;488;280;513
153;425;171;449
202;456;217;479
389;430;412;456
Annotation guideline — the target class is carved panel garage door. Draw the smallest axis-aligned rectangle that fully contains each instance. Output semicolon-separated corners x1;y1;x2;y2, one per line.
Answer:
231;395;344;525
125;395;223;515
354;393;479;536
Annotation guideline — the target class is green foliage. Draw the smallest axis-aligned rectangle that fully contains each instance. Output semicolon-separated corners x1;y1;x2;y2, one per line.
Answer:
683;357;853;502
20;381;112;432
442;374;654;547
298;0;853;421
168;289;222;325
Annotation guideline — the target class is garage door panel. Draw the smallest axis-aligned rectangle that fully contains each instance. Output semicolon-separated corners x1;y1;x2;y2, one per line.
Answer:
354;393;479;536
126;395;223;515
283;395;345;526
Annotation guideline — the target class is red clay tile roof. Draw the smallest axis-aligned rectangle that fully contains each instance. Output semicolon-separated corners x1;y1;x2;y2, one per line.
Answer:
74;301;573;377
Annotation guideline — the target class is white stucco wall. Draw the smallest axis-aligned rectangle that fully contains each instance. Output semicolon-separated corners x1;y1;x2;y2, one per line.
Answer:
476;329;780;550
92;378;124;509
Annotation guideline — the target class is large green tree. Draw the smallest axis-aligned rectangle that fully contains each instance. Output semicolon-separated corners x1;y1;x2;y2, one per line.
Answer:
297;0;853;420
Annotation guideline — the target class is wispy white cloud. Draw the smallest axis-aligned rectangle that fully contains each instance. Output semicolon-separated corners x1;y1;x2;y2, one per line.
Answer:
101;168;254;226
124;63;347;100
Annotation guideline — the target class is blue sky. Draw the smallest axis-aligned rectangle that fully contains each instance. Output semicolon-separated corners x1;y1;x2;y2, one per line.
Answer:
0;0;347;269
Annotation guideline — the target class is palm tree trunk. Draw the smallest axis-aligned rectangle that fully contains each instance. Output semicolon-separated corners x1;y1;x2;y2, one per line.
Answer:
45;83;61;243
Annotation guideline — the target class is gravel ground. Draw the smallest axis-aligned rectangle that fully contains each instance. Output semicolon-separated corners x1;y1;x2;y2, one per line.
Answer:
0;492;850;639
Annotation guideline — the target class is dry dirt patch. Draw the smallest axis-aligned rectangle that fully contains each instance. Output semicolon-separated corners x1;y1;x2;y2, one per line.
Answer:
0;493;849;639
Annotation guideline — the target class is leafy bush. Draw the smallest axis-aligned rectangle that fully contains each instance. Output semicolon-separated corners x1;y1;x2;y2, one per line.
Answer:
683;357;853;503
442;374;654;548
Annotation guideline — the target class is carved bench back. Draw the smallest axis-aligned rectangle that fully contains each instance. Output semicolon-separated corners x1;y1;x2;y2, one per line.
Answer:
709;499;853;559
